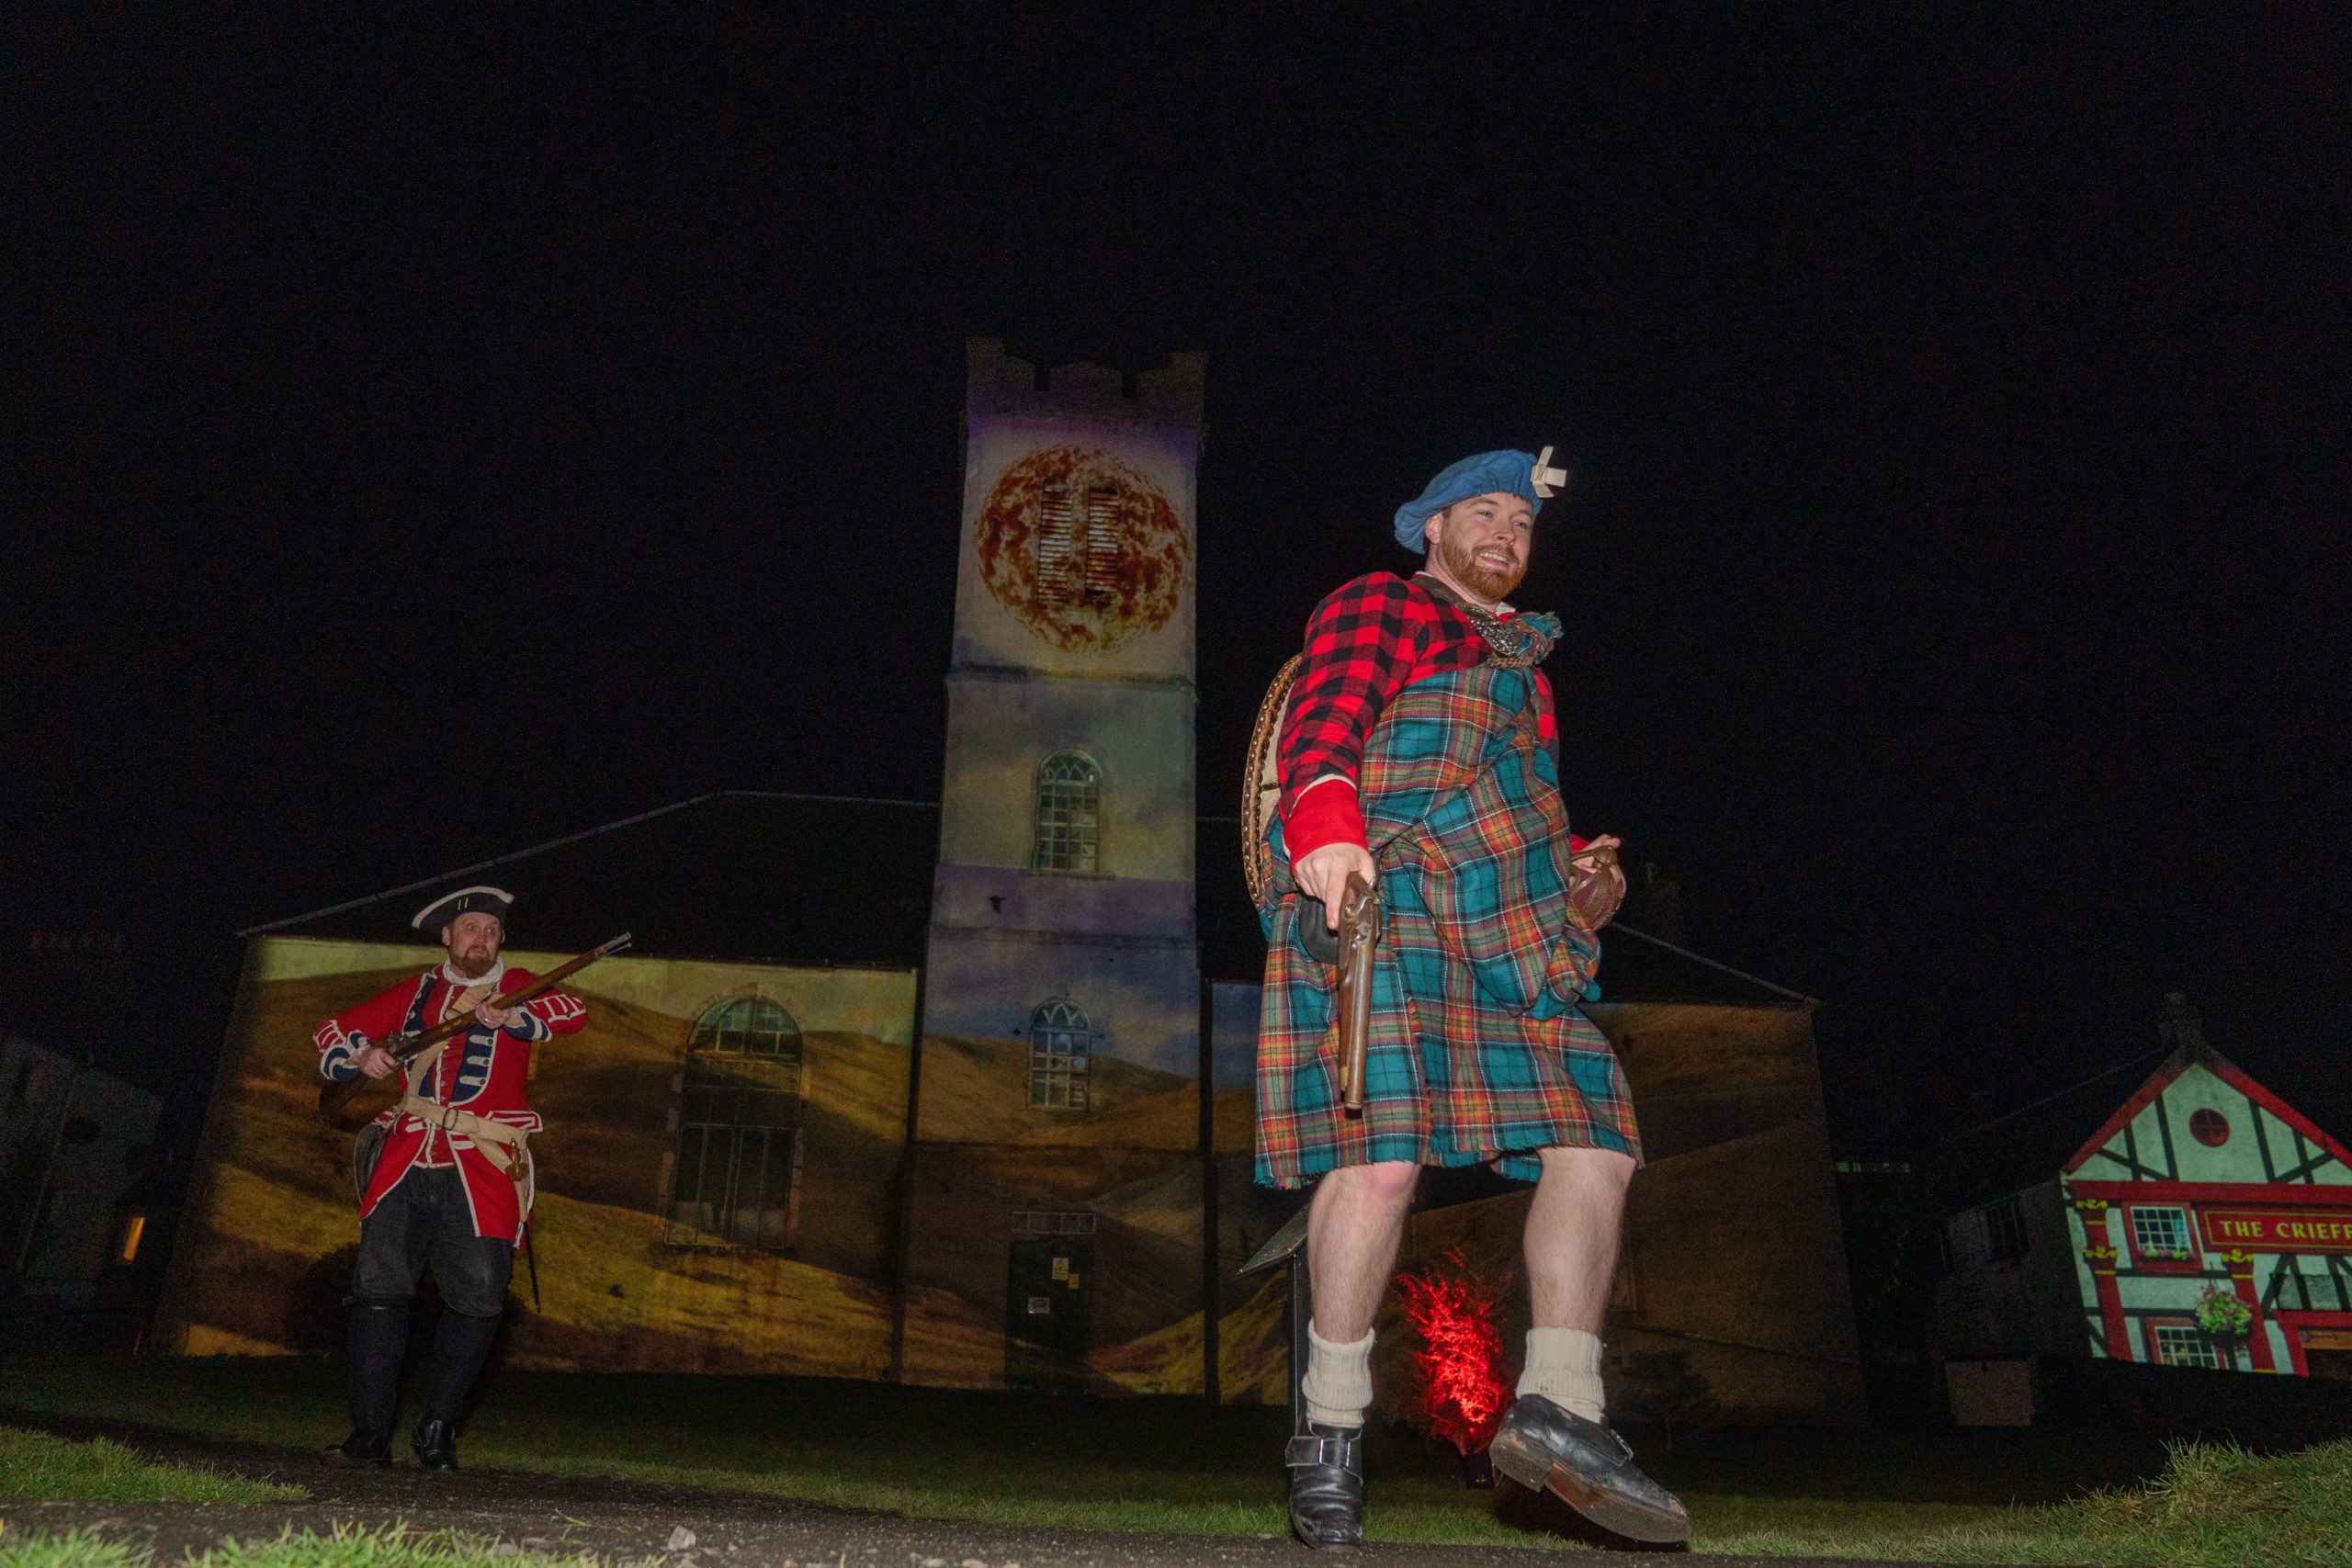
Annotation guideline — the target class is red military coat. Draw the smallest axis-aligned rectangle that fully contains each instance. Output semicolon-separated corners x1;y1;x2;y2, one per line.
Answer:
315;962;587;1242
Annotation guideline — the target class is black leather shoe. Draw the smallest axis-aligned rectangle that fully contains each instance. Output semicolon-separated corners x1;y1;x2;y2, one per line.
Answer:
412;1419;459;1472
1285;1421;1364;1551
322;1429;392;1467
1488;1393;1690;1544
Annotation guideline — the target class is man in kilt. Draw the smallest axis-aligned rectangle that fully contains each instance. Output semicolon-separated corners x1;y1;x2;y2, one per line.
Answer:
1259;448;1688;1547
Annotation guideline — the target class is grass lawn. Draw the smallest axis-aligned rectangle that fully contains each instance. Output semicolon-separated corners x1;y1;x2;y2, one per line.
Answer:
0;1427;302;1506
6;1357;2349;1563
0;1525;633;1568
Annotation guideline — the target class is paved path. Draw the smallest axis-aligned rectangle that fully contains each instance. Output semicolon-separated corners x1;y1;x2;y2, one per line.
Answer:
3;1411;1947;1567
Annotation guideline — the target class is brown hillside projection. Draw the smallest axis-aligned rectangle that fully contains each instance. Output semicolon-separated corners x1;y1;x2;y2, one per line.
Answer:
801;1029;916;1144
537;1011;910;1282
1616;1118;1865;1422
176;1218;345;1357
1212;1271;1293;1405
166;960;910;1377
1012;1082;1200;1152
1385;1120;1865;1424
505;1187;895;1376
1087;1156;1204;1247
201;966;427;1213
1210;1084;1256;1154
1081;1159;1205;1363
1604;1000;1815;1100
911;1033;1035;1142
895;1280;1002;1389
1092;1303;1204;1393
898;1133;1208;1393
510;984;696;1212
915;1033;1191;1146
1600;1001;1824;1162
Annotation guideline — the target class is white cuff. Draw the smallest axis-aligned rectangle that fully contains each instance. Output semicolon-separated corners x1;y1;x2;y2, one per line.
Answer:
1294;773;1358;802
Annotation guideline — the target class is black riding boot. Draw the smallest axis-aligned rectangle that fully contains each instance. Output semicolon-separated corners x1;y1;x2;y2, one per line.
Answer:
326;1302;407;1465
413;1309;501;1471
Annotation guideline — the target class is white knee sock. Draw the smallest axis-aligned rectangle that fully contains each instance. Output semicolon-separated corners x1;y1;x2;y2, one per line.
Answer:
1302;1322;1375;1429
1517;1327;1606;1423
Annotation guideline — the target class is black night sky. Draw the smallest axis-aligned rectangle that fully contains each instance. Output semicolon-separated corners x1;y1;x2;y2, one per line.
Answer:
12;8;2350;1168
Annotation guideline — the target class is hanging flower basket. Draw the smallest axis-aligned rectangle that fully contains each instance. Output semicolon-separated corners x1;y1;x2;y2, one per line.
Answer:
2194;1283;2253;1339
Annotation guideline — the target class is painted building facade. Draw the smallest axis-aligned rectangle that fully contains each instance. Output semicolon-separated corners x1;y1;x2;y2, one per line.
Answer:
899;343;1209;1395
160;934;919;1374
157;341;1864;1419
2062;1036;2352;1379
1937;996;2352;1395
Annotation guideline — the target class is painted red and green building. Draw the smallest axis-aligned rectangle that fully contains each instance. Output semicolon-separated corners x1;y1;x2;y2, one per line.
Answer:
1938;995;2352;1393
2062;1037;2352;1377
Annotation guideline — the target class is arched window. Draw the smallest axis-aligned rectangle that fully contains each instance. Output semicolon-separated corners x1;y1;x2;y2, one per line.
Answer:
1033;750;1101;874
686;995;803;1063
1028;998;1093;1111
668;995;804;1249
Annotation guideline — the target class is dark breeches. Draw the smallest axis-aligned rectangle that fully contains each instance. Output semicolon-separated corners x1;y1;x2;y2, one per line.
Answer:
351;1167;513;1317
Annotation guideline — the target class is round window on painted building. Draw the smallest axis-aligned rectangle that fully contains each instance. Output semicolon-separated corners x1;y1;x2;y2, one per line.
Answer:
2189;1109;2230;1147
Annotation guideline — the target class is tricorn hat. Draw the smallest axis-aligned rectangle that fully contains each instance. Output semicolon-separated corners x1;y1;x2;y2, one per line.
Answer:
411;885;514;932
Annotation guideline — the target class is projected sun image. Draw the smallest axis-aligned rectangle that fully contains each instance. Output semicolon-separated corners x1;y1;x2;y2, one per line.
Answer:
974;445;1188;654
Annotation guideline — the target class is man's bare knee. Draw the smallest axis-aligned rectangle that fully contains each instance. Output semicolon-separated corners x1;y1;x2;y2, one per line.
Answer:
1537;1145;1636;1187
1325;1158;1419;1208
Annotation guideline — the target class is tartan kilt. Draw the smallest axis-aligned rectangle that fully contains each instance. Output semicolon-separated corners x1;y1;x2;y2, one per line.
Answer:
1254;666;1642;1190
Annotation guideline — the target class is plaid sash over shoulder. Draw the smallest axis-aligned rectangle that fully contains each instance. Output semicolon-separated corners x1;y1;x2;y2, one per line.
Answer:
1255;651;1641;1190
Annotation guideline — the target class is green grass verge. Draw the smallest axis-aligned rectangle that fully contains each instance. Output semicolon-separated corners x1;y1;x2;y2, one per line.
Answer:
1687;1438;2352;1565
7;1358;2350;1562
0;1525;644;1568
0;1428;302;1505
0;1530;147;1568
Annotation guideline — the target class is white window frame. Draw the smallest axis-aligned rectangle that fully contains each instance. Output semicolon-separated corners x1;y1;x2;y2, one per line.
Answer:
1027;1000;1095;1111
1033;750;1102;874
2149;1322;2222;1369
2130;1205;2195;1263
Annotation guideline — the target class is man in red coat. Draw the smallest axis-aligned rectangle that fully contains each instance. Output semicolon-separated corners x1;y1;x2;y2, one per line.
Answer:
314;886;585;1470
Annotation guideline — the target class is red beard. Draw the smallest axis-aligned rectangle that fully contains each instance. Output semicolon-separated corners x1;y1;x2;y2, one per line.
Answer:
1438;527;1526;604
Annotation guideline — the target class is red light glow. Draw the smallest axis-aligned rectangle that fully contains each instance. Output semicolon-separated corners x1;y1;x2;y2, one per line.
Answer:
1396;1252;1509;1453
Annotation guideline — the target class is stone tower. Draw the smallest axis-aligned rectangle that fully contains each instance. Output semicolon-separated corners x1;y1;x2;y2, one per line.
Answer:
899;339;1211;1393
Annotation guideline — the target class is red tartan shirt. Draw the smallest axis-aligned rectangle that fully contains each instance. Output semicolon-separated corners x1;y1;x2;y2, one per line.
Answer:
1278;570;1584;863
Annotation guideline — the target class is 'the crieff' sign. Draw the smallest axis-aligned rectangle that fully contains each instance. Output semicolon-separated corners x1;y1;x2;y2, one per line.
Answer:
2199;1207;2352;1254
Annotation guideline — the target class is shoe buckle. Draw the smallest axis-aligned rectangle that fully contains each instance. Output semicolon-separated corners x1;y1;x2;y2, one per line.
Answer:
1285;1434;1360;1470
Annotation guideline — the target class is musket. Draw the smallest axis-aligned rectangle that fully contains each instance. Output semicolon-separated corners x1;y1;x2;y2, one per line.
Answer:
316;932;632;1131
1332;874;1382;1115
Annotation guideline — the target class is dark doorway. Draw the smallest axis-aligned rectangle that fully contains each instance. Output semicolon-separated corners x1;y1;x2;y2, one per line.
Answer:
1005;1235;1092;1394
2296;1323;2352;1380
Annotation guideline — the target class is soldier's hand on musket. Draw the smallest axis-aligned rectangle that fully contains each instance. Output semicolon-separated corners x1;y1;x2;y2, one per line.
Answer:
354;1043;398;1079
1295;842;1377;928
475;1002;515;1030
